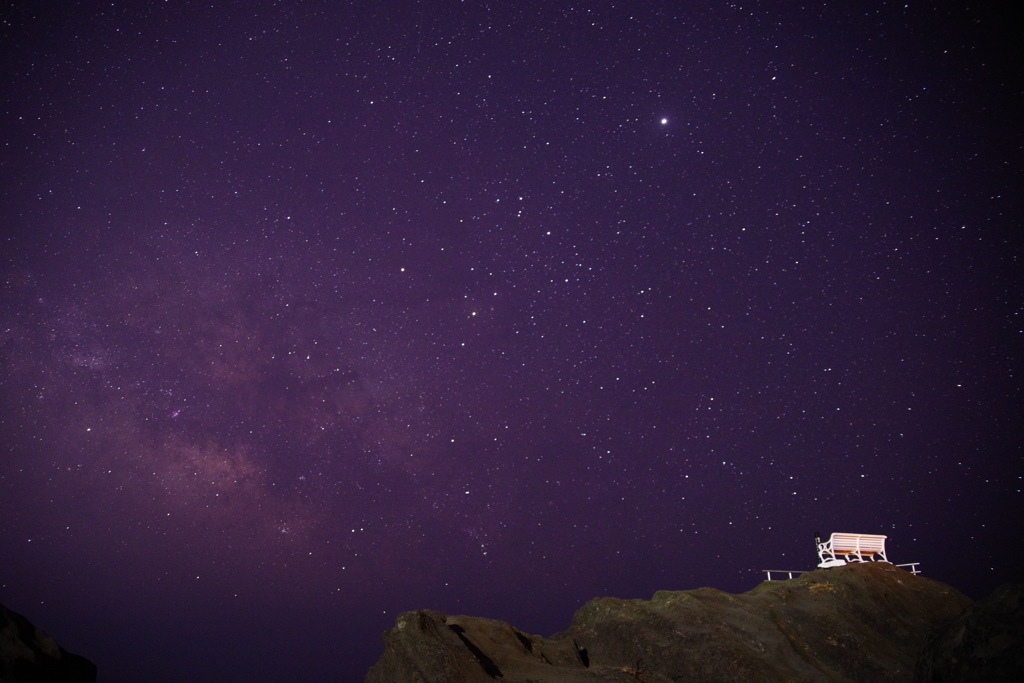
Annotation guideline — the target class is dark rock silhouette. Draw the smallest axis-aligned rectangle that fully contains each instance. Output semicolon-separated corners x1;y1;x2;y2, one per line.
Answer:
915;582;1023;682
366;562;978;682
0;602;96;683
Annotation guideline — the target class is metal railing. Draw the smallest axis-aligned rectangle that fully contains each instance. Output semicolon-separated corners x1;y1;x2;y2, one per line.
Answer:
763;562;922;581
763;569;808;581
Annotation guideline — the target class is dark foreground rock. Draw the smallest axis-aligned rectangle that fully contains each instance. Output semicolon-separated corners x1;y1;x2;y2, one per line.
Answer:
915;582;1023;682
0;603;96;683
366;562;974;682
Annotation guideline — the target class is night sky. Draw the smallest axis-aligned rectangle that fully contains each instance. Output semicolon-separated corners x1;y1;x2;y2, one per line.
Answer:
1;2;1021;681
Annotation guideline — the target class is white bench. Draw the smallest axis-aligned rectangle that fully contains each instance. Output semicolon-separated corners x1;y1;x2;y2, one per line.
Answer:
816;532;888;568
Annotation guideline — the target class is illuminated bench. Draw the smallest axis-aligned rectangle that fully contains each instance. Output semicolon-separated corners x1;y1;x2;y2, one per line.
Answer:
816;532;888;568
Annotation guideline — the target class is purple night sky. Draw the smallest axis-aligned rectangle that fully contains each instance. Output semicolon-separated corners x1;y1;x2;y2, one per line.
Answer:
1;2;1020;681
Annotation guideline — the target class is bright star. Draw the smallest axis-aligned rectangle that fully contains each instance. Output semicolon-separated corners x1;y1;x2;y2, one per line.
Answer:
660;118;668;125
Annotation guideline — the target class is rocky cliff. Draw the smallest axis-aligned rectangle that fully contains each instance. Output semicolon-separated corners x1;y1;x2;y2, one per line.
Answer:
915;581;1023;682
0;603;96;683
366;562;983;682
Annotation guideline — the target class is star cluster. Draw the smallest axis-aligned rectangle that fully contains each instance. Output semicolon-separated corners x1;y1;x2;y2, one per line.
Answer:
1;2;1021;681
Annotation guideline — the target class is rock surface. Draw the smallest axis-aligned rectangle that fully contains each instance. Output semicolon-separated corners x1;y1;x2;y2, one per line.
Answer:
915;582;1023;682
0;602;96;683
366;562;974;682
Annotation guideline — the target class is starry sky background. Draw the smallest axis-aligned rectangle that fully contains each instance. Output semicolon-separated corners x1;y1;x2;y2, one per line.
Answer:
1;1;1021;681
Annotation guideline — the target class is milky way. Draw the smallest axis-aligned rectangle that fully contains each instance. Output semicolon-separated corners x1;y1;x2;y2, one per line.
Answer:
1;3;1021;681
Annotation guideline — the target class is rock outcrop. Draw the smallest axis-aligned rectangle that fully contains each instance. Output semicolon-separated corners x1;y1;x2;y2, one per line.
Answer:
915;582;1023;682
366;562;975;682
0;603;96;683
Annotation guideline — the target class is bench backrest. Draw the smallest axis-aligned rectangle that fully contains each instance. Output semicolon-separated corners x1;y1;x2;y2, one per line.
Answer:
830;533;886;553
